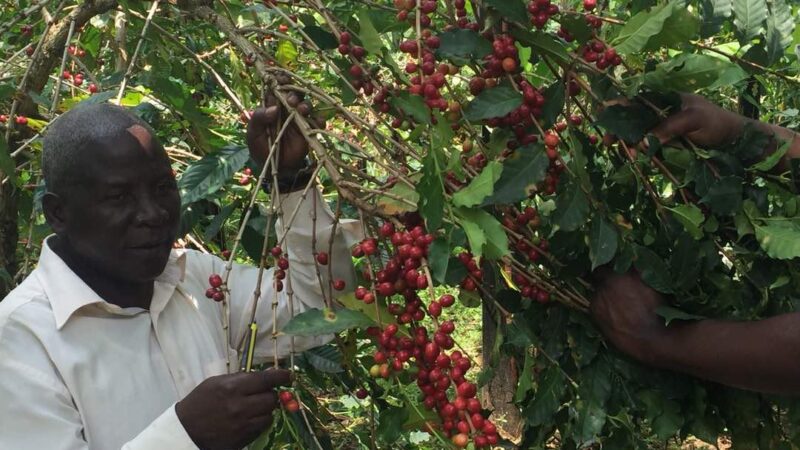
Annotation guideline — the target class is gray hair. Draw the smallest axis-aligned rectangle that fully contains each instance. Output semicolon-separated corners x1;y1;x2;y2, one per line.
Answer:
42;103;156;195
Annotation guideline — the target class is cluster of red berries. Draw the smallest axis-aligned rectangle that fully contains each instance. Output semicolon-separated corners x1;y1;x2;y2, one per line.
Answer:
270;245;291;292
338;32;367;71
394;0;437;27
456;252;483;292
481;35;520;79
21;24;33;36
0;115;29;126
205;274;225;302
278;390;300;413
62;70;86;87
581;40;621;70
453;0;479;30
527;0;560;29
556;26;574;42
351;218;494;447
67;44;86;58
238;167;253;186
512;269;551;303
401;37;455;113
486;79;547;136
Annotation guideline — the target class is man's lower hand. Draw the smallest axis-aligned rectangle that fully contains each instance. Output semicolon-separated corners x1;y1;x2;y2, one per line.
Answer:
175;369;291;450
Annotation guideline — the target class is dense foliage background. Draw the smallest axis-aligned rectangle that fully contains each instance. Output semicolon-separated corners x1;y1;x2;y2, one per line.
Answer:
2;0;800;448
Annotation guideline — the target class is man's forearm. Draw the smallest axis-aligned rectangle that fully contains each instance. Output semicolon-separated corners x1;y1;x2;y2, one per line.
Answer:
640;312;800;395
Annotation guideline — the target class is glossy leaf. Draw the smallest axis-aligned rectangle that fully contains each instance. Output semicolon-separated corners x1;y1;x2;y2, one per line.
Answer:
283;308;375;336
178;146;250;207
464;86;523;121
733;0;767;41
302;345;344;373
523;366;566;426
754;220;800;259
551;182;590;232
453;161;503;207
613;2;679;54
668;204;705;239
483;144;549;205
589;218;619;270
644;53;748;92
356;9;383;54
437;29;492;62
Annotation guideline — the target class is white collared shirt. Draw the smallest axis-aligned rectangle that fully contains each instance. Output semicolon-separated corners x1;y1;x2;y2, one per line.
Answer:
0;189;360;449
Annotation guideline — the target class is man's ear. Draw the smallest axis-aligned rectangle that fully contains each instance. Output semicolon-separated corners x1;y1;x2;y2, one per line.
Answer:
42;192;68;234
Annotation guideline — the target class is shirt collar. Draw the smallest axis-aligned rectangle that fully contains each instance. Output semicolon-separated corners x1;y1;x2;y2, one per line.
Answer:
36;235;188;330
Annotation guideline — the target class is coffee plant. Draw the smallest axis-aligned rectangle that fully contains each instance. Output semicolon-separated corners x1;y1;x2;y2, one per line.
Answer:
2;0;800;448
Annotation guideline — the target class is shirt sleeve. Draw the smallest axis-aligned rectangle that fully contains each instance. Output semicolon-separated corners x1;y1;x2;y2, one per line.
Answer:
220;187;362;363
0;312;198;450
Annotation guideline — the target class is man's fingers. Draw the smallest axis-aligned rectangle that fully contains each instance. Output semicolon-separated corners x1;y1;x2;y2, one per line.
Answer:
248;106;280;133
649;109;699;145
241;391;279;417
263;368;293;389
234;369;291;395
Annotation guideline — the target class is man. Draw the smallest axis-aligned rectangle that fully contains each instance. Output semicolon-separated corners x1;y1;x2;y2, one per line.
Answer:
592;94;800;395
0;99;360;449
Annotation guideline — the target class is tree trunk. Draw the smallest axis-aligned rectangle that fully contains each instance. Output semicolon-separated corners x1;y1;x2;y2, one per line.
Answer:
481;301;524;445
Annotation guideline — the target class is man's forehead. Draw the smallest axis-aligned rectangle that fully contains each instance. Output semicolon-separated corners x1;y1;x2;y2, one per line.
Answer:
125;124;155;154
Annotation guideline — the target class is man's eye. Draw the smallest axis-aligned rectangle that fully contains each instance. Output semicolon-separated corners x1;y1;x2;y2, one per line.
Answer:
107;192;128;202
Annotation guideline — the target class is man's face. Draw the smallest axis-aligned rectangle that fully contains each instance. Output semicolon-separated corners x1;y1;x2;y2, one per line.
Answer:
58;125;181;283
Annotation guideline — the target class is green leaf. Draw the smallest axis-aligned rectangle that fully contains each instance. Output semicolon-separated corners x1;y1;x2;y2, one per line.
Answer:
589;219;619;270
378;406;409;443
711;0;733;18
751;140;789;172
453;161;503;207
514;352;534;402
643;53;748;92
613;2;679;54
559;13;594;42
638;390;685;441
302;345;344;373
204;201;241;241
551;182;590;232
356;9;383;54
417;147;445;230
668;204;705;239
733;0;767;41
595;103;659;143
283;308;375;336
456;207;510;259
511;29;570;64
644;8;701;51
276;40;298;66
178;146;250;207
765;0;794;64
523;366;566;426
436;29;492;62
540;81;565;129
337;293;397;327
304;25;338;50
484;0;527;20
634;246;674;293
573;358;612;445
464;86;523;122
0;135;15;183
656;306;706;325
389;92;430;124
483;144;549;205
377;178;419;215
701;176;743;216
428;236;451;284
754;220;800;259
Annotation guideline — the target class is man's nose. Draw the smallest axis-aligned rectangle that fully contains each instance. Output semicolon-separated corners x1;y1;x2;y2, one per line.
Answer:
135;194;169;225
